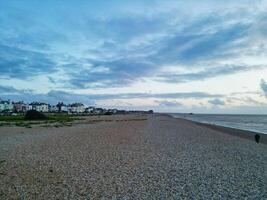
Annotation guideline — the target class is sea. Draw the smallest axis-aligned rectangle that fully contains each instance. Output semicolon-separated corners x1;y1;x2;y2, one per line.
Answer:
170;113;267;134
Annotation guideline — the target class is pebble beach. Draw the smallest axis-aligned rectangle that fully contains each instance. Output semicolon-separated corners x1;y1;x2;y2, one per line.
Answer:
0;114;266;199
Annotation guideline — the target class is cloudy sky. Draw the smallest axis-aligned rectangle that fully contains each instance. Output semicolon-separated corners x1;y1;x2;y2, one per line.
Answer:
1;0;267;113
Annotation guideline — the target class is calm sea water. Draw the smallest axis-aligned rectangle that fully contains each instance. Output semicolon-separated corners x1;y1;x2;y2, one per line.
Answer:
171;113;267;134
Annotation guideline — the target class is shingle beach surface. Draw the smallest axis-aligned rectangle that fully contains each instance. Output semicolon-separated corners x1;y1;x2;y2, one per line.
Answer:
0;114;266;199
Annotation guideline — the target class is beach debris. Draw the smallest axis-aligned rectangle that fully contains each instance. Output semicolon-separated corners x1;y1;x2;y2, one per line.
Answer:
254;134;260;143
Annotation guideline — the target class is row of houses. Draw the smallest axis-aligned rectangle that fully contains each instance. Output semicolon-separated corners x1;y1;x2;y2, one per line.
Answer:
0;100;118;114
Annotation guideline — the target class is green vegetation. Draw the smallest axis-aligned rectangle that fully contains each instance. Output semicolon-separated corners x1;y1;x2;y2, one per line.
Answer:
0;115;24;122
0;113;83;126
25;110;47;120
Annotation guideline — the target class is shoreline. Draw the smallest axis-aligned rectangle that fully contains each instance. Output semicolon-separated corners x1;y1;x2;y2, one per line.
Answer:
168;114;267;145
0;114;266;199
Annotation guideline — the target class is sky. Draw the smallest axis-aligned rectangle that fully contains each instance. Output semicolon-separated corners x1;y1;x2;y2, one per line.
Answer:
0;0;267;114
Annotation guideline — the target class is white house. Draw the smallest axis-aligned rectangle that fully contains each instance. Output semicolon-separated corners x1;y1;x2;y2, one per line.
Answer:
109;109;117;114
29;102;49;112
85;106;95;113
68;103;85;113
49;105;58;112
56;102;68;112
93;108;105;114
0;100;14;112
61;105;68;112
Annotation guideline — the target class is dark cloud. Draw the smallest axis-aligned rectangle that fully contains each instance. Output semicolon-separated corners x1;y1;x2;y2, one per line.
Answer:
47;90;223;101
154;20;249;65
1;89;223;104
46;90;95;105
0;0;266;91
157;64;266;83
0;85;20;94
0;44;57;79
155;100;182;107
68;58;155;88
67;19;255;88
208;98;225;106
150;92;223;99
0;85;32;95
178;24;248;61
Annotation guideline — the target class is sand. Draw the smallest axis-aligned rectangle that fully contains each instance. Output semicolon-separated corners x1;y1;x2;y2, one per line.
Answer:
0;114;266;199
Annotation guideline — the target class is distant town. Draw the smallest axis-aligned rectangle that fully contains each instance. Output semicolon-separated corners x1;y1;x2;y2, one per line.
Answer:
0;99;153;115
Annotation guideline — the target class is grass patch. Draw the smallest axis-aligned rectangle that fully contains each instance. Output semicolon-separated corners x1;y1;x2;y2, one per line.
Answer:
0;115;24;122
0;114;81;122
0;114;83;128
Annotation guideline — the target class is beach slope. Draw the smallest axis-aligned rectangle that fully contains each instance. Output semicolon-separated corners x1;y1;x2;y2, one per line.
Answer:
0;114;266;199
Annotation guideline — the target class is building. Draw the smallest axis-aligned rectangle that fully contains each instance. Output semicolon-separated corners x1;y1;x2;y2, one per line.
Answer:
108;109;118;114
93;108;105;114
49;105;59;112
68;103;85;113
0;100;14;112
85;106;95;113
29;102;49;112
56;102;68;112
13;101;28;112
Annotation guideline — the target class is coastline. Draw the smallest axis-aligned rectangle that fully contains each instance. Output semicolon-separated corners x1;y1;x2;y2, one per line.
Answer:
168;114;267;145
0;114;266;199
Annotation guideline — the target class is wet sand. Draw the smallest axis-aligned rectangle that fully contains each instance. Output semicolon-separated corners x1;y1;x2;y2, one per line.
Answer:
0;114;266;199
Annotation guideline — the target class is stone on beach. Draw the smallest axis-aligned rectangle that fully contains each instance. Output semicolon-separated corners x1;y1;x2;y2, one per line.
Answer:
0;114;266;199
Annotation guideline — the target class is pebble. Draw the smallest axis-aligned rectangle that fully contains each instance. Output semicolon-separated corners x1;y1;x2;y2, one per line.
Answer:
0;115;266;199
